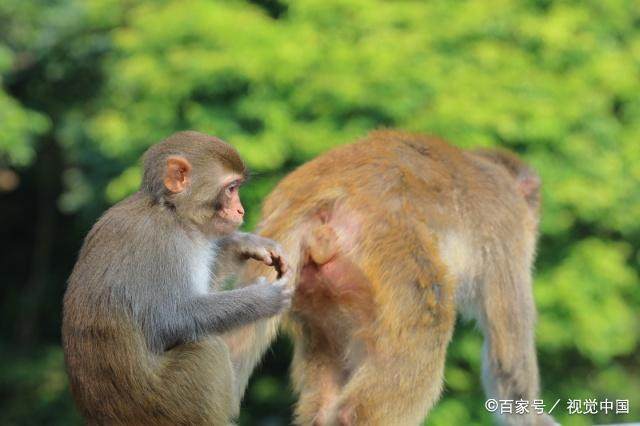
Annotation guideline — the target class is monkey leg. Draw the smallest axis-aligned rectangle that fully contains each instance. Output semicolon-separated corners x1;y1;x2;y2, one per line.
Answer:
223;316;281;404
291;211;458;425
155;336;238;425
70;326;237;425
324;223;457;426
327;312;455;426
290;350;343;426
478;263;556;426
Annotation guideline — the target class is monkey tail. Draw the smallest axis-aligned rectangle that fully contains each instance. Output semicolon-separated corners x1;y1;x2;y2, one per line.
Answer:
472;147;541;210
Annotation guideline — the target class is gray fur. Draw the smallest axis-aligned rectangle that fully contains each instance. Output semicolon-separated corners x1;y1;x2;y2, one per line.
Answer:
72;191;288;354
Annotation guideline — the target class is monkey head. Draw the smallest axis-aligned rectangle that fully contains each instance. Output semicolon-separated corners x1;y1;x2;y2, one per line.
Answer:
141;131;249;237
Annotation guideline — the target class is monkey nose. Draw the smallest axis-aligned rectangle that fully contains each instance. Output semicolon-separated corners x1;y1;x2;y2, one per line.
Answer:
237;206;245;216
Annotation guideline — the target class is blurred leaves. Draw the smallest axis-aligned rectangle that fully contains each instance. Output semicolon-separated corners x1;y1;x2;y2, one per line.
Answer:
1;0;639;425
536;239;637;361
0;86;48;165
0;44;48;166
0;346;81;425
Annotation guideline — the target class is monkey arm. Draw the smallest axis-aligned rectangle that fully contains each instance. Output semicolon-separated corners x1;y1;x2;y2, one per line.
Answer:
212;235;244;283
159;279;291;347
192;285;284;333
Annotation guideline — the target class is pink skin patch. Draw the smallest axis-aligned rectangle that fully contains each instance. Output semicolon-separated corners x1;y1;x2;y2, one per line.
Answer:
294;209;373;322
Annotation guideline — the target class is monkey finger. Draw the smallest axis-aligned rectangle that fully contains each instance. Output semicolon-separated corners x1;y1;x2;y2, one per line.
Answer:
245;248;272;265
283;288;294;299
275;251;289;273
270;245;288;268
269;251;287;278
274;269;294;287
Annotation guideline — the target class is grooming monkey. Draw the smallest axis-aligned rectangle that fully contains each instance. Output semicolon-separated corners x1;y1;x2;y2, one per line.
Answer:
224;130;554;425
62;131;292;425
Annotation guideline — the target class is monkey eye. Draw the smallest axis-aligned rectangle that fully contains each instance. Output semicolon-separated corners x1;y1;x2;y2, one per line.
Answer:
225;184;239;196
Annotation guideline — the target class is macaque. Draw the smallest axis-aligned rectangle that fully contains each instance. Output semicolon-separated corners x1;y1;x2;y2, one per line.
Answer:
227;130;555;425
62;131;293;425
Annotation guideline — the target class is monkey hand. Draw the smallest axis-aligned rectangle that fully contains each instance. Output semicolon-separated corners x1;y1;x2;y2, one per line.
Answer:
253;271;294;315
233;233;288;278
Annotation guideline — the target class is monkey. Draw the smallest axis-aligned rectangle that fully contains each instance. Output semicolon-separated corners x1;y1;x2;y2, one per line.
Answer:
471;147;542;215
221;130;555;425
61;131;293;425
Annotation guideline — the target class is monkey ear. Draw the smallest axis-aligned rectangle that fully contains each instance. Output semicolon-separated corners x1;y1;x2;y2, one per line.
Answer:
164;156;192;193
517;170;541;200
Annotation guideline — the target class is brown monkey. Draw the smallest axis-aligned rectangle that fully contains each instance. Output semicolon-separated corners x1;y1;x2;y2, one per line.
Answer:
472;147;542;215
224;130;554;425
62;131;293;425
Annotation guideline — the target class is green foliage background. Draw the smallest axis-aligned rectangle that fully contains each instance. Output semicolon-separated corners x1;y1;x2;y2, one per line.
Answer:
1;0;639;424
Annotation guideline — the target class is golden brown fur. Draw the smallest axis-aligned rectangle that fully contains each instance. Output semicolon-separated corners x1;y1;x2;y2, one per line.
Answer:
229;130;553;425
